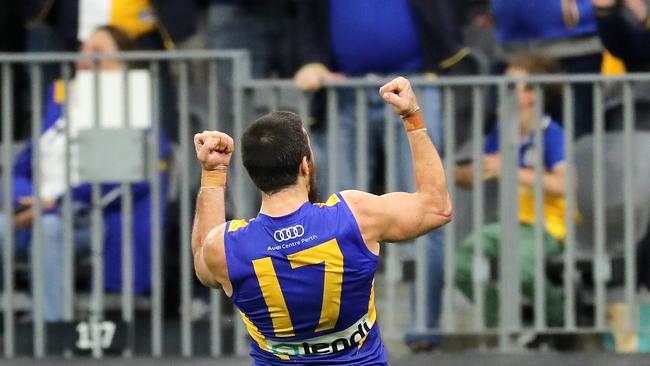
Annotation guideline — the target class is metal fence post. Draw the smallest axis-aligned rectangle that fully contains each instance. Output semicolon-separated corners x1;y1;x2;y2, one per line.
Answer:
90;60;105;359
207;60;223;357
498;81;521;349
232;51;252;356
562;84;577;330
442;86;457;333
532;85;546;331
61;63;75;357
2;61;16;359
178;60;193;357
592;82;608;330
471;85;487;332
149;60;164;357
29;63;46;358
622;81;637;331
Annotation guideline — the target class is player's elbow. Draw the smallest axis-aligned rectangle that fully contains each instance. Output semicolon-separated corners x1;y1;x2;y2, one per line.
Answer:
438;201;453;224
434;207;454;229
425;195;453;229
440;206;453;226
195;269;211;287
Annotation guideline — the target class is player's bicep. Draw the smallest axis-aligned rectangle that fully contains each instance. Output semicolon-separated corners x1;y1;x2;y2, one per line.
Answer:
342;190;449;244
375;192;449;242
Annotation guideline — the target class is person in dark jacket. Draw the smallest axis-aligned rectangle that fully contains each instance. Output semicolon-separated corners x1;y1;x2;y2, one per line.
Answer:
593;0;650;70
293;0;475;352
0;0;28;140
593;0;650;131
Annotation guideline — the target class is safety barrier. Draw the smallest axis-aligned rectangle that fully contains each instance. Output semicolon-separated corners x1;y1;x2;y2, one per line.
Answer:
1;51;650;358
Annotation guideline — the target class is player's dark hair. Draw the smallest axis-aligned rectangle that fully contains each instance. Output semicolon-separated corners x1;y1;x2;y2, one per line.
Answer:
241;111;311;194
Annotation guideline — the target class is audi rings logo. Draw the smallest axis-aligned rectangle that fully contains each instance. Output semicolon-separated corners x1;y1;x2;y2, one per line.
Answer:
273;225;305;242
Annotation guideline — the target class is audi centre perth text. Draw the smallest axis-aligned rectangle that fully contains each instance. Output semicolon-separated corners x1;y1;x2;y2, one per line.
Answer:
267;234;318;251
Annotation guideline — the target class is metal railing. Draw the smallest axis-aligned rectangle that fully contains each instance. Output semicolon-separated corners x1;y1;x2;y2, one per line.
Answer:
1;51;650;358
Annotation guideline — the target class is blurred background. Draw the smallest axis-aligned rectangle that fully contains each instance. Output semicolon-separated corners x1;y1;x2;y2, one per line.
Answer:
1;0;650;364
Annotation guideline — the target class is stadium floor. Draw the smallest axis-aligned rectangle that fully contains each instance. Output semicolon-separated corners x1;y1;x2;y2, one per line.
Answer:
4;353;650;366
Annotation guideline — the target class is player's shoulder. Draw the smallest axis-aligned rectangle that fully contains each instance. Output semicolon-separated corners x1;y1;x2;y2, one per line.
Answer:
205;223;227;246
314;190;374;224
338;190;381;217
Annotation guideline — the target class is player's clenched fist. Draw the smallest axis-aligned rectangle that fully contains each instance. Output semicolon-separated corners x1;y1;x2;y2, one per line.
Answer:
379;76;420;117
194;131;234;171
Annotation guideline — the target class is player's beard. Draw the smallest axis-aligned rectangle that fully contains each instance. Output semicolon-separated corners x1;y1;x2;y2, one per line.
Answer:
307;158;319;203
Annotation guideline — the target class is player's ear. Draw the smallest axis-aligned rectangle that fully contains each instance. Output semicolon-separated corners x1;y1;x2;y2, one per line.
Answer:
299;156;310;177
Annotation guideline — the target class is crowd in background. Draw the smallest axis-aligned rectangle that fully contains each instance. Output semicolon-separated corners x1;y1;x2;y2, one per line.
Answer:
1;0;650;353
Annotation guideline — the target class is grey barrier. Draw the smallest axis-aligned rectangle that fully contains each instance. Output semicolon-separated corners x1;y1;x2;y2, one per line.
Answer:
1;50;650;359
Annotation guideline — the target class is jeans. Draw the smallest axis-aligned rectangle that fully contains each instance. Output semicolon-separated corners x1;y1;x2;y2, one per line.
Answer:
207;3;295;79
311;84;445;345
207;2;295;129
405;228;445;346
312;86;443;192
561;53;602;139
0;212;90;321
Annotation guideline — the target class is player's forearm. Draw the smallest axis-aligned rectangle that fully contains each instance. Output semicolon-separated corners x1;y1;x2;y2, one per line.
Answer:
191;170;227;256
404;111;452;219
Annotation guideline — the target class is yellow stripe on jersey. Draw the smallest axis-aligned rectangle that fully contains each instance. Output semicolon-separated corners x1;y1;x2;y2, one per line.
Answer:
240;312;290;360
252;257;295;337
358;280;377;350
316;194;340;208
368;280;377;325
110;0;156;38
228;219;249;232
325;194;340;206
287;238;344;332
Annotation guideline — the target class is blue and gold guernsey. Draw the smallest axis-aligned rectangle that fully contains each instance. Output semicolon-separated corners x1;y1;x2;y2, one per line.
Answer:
224;193;387;365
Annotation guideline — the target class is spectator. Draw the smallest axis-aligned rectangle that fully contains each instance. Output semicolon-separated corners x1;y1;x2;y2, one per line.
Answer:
593;0;650;131
205;0;296;141
24;0;197;52
0;0;28;140
491;0;603;137
454;53;569;327
0;26;170;321
23;0;197;140
294;0;475;351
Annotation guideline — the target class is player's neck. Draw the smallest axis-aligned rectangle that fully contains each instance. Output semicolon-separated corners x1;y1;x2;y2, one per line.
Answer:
259;185;309;218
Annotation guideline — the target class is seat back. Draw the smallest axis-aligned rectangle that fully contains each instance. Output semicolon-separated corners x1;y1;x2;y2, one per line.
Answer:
574;132;650;257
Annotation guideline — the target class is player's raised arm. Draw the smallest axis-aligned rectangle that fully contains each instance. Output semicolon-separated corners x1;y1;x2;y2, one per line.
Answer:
343;77;452;245
191;131;234;290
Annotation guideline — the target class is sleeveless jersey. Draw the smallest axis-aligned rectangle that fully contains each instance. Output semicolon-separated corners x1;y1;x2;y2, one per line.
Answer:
224;193;387;365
